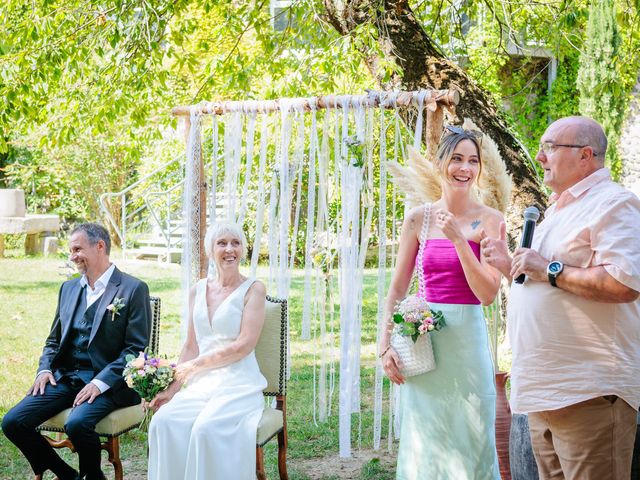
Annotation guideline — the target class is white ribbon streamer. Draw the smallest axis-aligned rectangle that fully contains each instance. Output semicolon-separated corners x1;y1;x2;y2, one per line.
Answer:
181;106;202;338
301;102;319;340
250;116;270;277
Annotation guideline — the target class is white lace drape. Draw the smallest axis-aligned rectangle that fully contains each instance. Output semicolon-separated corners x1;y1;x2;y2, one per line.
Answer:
180;107;202;336
179;92;439;457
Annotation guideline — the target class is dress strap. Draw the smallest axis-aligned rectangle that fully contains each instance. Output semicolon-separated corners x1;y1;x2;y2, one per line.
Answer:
195;277;207;298
234;277;256;303
415;203;432;298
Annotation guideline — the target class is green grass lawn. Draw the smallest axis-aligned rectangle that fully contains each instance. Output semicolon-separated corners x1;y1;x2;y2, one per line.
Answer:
0;256;396;479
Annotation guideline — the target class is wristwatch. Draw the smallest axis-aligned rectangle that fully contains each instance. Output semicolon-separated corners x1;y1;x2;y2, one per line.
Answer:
547;261;564;287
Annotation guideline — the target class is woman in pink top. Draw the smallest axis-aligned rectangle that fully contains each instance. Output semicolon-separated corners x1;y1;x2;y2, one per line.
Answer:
380;126;505;479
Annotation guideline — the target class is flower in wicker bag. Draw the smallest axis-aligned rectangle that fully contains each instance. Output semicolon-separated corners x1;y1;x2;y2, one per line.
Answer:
390;295;446;377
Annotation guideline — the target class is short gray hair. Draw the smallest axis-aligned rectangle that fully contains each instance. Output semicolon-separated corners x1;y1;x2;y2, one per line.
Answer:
564;116;608;160
575;117;609;162
204;221;247;260
71;223;111;255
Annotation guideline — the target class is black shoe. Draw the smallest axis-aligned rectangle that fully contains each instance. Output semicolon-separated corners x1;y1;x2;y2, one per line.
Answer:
83;470;106;480
52;469;79;480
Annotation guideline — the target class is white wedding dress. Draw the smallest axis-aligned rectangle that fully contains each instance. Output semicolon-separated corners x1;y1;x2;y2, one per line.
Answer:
148;277;267;480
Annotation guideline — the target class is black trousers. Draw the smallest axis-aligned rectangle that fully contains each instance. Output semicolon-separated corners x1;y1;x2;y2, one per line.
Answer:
2;377;122;479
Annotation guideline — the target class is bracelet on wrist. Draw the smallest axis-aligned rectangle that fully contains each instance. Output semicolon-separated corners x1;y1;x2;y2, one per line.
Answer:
379;345;391;359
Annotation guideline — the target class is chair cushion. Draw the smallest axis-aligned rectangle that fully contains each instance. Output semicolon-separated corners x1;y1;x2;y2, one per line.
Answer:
256;407;284;446
37;403;144;437
256;299;286;395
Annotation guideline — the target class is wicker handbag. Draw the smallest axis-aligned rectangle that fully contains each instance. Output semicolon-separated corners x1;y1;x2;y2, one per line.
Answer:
391;325;436;377
391;203;437;377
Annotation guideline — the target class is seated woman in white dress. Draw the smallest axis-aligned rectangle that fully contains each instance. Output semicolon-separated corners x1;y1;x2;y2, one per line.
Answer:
147;221;267;480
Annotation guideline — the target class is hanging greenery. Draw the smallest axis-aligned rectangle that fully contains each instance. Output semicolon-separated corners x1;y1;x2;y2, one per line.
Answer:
577;0;626;177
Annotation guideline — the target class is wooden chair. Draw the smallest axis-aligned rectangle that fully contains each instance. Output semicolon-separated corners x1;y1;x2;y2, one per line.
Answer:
255;295;288;480
34;296;162;480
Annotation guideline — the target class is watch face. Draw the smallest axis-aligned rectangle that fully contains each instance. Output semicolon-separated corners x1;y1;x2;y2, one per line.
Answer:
549;262;562;274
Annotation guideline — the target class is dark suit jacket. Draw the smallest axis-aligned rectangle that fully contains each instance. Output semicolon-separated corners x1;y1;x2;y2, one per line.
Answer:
38;266;151;404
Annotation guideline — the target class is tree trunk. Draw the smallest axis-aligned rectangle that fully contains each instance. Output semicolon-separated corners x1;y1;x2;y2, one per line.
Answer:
323;0;546;239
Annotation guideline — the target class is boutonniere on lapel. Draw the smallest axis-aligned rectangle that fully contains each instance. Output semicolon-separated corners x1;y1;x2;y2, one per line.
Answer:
107;297;125;321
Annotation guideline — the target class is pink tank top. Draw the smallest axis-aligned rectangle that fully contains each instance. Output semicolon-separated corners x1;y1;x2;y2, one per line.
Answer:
418;238;481;305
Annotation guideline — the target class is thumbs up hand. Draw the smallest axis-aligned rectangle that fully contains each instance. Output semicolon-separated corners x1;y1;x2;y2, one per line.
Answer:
480;221;512;281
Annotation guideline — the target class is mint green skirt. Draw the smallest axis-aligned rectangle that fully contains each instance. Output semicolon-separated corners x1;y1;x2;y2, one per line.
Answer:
396;303;500;480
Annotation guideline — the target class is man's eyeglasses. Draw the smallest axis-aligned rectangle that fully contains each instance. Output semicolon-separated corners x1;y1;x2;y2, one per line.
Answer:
538;141;597;156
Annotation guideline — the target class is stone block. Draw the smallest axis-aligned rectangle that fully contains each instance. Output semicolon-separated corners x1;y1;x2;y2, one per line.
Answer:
25;233;41;255
0;215;60;257
0;189;26;217
43;236;59;256
0;215;60;234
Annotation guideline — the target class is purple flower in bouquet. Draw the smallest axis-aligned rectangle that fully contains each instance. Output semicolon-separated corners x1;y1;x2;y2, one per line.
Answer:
123;350;176;430
123;351;175;401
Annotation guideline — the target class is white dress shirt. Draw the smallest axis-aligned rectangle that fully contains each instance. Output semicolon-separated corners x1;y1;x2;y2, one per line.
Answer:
80;263;115;309
81;264;115;393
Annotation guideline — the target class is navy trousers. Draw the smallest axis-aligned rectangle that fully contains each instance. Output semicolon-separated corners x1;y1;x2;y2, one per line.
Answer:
2;377;121;479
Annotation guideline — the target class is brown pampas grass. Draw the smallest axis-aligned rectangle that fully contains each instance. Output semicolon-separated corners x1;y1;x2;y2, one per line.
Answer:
462;118;512;213
387;146;441;204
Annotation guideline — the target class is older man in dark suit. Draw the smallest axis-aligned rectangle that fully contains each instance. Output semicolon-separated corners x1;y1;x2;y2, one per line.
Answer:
2;223;150;480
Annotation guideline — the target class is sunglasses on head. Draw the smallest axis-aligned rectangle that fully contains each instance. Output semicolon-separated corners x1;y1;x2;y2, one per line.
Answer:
443;126;484;147
444;125;483;141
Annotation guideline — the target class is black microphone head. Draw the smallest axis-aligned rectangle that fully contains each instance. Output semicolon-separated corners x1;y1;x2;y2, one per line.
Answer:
523;206;540;222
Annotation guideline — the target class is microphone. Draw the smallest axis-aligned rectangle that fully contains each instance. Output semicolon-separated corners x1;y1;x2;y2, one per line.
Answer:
514;206;541;284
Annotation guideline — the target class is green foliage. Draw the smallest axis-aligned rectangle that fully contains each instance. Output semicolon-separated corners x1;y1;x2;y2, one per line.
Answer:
1;0;372;222
577;0;627;176
2;233;28;251
415;0;639;165
546;58;582;120
345;135;366;168
360;457;394;479
4;126;146;222
0;0;177;148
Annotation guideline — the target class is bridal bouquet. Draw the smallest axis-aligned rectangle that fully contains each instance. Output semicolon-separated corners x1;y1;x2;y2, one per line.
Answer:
390;295;446;377
123;351;176;429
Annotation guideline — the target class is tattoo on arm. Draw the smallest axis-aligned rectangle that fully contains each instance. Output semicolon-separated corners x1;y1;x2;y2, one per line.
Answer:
471;220;480;230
